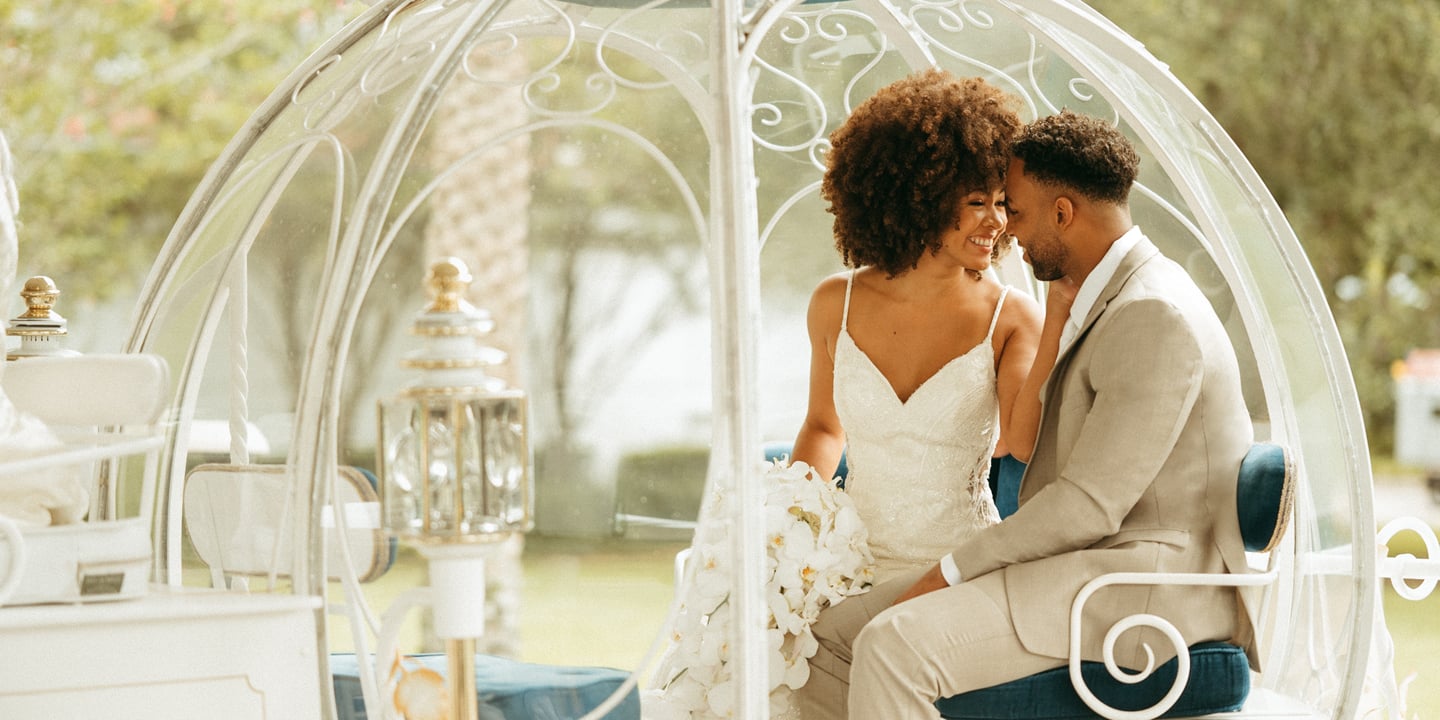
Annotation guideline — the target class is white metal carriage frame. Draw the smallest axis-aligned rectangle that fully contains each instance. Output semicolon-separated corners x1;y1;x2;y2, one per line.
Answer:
114;0;1439;718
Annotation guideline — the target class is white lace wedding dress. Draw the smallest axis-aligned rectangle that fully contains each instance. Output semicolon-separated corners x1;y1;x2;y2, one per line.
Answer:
643;274;1011;720
834;271;1006;582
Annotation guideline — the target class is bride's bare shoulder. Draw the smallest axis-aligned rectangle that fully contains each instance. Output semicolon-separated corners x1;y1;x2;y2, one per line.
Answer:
806;271;854;330
997;285;1043;336
1000;284;1042;311
808;270;853;304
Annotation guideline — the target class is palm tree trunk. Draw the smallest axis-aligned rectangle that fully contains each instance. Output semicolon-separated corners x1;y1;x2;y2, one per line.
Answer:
422;48;532;659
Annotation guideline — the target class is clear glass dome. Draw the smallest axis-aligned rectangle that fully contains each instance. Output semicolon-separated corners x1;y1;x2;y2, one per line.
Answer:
124;0;1373;717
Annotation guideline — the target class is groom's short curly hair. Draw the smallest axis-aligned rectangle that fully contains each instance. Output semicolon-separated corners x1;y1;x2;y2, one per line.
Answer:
1010;110;1140;204
823;70;1021;277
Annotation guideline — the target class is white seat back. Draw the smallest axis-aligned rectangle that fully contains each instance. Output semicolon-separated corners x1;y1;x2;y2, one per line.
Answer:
0;353;169;605
3;354;169;427
183;463;391;586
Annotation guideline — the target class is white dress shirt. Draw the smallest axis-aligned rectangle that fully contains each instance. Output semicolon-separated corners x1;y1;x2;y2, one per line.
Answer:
1058;226;1142;353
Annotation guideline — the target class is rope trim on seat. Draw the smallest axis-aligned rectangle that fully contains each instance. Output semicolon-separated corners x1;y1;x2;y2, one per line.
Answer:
1258;445;1296;554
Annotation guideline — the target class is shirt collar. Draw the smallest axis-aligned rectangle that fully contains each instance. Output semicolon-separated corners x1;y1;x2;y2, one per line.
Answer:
1062;226;1143;349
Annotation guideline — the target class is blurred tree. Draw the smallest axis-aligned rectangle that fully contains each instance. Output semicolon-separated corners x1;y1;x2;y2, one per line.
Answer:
7;0;1435;458
0;0;366;305
1089;0;1440;453
523;39;708;452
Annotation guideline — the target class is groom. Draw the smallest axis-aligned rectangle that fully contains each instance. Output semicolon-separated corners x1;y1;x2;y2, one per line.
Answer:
798;110;1258;718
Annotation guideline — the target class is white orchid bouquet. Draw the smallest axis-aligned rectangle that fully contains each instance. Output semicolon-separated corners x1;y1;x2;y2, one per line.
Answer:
643;459;875;719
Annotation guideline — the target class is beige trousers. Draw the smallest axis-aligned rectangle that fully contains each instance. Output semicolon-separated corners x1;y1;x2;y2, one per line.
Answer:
798;568;1064;719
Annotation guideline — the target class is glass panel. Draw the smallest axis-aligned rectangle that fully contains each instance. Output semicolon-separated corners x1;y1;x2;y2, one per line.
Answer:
132;0;719;713
1012;5;1369;712
749;0;1371;712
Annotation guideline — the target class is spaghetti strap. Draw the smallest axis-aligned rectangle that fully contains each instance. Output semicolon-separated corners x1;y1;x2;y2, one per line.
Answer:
985;286;1010;342
841;269;856;332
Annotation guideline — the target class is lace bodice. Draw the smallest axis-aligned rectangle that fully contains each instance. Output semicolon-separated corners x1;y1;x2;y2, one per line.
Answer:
834;273;1005;582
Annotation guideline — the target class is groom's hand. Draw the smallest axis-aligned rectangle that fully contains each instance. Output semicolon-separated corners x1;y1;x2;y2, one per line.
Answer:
893;563;950;606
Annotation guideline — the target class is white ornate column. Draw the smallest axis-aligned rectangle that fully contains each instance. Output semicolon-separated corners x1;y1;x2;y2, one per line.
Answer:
710;0;767;714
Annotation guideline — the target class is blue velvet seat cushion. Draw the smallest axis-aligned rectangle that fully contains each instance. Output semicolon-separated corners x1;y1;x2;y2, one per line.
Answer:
1236;442;1292;552
331;653;640;720
934;642;1249;720
988;455;1025;519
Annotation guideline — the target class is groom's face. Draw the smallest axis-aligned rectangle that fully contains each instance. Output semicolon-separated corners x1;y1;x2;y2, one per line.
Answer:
1004;159;1068;282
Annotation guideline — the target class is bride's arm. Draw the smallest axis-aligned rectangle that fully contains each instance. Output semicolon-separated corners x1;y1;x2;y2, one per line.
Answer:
791;277;847;481
1000;280;1074;463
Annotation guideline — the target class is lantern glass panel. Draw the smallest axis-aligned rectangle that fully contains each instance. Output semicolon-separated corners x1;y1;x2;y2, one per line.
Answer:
379;390;530;542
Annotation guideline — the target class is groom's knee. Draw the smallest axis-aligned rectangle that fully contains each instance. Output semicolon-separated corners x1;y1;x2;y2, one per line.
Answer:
809;592;873;667
852;606;922;679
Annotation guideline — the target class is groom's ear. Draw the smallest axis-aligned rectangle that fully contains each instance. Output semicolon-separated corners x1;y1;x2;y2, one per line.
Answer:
1053;196;1075;229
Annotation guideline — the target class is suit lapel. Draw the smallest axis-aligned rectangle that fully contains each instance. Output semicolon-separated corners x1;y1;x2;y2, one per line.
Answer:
1022;234;1163;501
1071;236;1160;355
1034;235;1160;398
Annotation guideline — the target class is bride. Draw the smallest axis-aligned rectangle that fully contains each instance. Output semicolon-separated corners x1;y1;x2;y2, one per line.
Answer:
792;69;1045;584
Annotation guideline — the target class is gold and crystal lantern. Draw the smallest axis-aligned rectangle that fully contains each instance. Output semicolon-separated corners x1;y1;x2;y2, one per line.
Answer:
376;258;532;720
376;258;532;543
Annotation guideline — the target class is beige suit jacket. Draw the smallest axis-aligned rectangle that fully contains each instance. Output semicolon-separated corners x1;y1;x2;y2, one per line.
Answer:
951;232;1259;670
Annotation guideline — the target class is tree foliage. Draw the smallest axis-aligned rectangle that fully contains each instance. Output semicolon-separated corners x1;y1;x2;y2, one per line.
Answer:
5;0;1435;454
0;0;365;302
1089;0;1440;452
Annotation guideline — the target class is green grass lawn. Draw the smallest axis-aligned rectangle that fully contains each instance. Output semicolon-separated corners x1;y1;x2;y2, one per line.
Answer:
324;535;687;681
504;538;1440;714
516;535;687;676
324;530;1440;713
1383;586;1439;716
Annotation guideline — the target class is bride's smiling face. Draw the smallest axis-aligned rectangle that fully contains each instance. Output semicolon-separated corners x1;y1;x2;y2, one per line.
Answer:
938;187;1007;272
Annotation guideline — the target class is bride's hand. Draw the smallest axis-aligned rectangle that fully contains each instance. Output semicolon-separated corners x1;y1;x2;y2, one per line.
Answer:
893;564;950;606
1045;276;1079;317
1032;276;1079;354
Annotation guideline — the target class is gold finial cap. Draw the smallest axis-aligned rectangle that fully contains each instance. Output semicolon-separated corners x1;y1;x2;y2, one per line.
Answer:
400;257;505;383
8;274;78;357
424;258;475;314
19;275;62;320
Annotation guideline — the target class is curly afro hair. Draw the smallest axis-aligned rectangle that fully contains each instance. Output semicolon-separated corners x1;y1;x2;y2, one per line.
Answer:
1010;110;1139;204
822;70;1021;277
